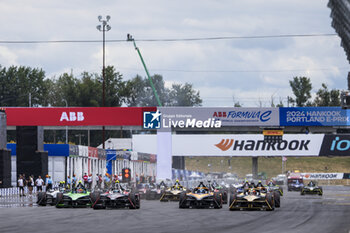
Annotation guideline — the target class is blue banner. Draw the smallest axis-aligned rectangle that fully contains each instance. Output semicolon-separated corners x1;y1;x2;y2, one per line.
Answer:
280;107;350;126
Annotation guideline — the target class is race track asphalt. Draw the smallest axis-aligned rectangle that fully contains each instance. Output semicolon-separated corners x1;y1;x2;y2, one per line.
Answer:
0;185;349;233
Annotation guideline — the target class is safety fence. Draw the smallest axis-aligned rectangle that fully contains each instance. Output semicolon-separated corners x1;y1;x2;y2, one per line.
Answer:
0;184;60;197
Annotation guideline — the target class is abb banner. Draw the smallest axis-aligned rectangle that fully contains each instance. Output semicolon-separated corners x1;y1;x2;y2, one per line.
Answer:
3;107;155;126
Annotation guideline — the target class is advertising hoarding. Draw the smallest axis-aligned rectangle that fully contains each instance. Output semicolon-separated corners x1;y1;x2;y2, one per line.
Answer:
280;107;350;126
301;173;344;180
319;134;350;156
133;134;324;156
155;107;280;129
3;107;155;126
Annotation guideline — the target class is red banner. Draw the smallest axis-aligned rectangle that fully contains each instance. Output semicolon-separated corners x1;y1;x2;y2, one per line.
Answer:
3;107;156;126
88;147;98;158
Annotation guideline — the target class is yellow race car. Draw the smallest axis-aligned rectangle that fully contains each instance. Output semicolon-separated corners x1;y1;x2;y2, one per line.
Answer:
229;187;277;211
179;182;222;209
160;180;186;202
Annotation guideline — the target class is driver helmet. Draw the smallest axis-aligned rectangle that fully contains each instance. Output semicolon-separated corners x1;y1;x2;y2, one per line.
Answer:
115;180;120;184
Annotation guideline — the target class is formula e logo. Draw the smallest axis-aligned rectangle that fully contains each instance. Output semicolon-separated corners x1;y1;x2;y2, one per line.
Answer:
143;110;161;129
215;139;234;151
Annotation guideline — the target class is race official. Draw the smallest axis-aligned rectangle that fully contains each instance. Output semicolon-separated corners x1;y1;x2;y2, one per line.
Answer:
46;175;53;190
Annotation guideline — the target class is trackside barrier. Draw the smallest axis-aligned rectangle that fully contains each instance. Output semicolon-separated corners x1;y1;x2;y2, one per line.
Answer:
0;184;59;197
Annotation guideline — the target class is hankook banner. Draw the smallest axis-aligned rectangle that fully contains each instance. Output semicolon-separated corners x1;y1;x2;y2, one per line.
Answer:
134;133;350;157
301;173;344;180
172;134;324;156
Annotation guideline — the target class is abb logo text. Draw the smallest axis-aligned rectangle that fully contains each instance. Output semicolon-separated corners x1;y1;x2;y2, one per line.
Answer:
213;112;227;118
60;112;85;122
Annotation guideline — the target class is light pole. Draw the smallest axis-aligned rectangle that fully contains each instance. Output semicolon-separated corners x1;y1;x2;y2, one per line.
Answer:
97;15;111;149
63;99;68;144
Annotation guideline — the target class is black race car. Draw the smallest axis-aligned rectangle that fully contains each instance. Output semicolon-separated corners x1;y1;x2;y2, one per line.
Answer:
90;181;140;209
301;181;323;196
160;180;186;202
210;181;228;204
55;184;91;208
37;182;67;206
229;187;278;211
179;182;222;209
145;183;166;200
265;181;284;196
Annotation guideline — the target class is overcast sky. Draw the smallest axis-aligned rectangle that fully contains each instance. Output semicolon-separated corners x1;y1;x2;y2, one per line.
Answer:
0;0;348;107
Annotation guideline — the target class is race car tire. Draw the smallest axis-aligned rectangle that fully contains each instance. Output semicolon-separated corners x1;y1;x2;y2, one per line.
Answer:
221;191;228;204
91;192;104;209
266;193;274;211
129;192;140;209
274;191;281;208
145;190;151;200
135;194;141;209
229;193;238;211
319;188;323;196
279;187;283;196
37;192;47;206
159;190;167;202
55;193;64;208
179;192;188;208
214;192;222;209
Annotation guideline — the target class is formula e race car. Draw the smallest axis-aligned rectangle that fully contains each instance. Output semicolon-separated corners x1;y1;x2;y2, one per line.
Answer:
179;182;222;209
37;182;67;206
229;187;278;211
90;182;140;209
145;183;165;200
266;181;284;196
210;181;228;204
55;184;91;208
288;179;304;191
160;180;186;202
136;183;149;199
300;181;323;196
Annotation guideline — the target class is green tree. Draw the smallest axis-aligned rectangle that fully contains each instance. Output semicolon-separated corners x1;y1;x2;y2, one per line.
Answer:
103;66;126;107
78;72;100;107
168;83;202;106
125;74;169;106
314;83;340;106
50;72;81;106
289;76;312;107
0;65;49;107
125;74;202;107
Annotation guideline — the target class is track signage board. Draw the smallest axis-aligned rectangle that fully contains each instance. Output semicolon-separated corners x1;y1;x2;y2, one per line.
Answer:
319;134;350;156
155;107;280;130
280;107;350;126
171;134;324;156
301;173;344;180
3;107;155;126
